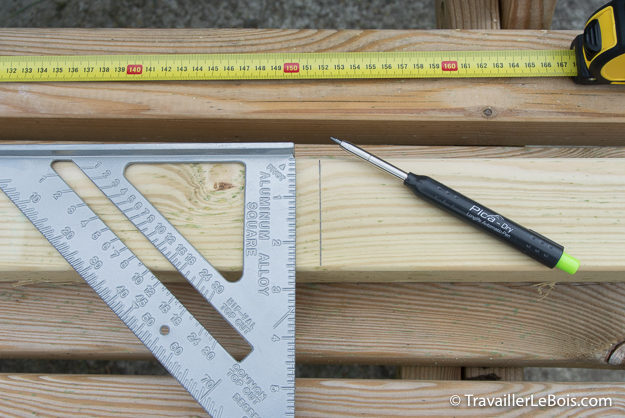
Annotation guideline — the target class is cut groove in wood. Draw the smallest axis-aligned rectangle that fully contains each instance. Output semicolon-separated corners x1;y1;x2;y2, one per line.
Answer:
1;29;625;146
436;0;500;29
0;375;623;417
463;367;525;381
1;148;623;283
398;366;461;380
2;282;624;367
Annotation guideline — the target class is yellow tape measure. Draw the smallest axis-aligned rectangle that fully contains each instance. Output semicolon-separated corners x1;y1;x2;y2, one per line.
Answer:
1;50;577;82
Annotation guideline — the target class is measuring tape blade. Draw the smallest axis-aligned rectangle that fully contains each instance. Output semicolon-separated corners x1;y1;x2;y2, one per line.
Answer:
0;50;577;82
0;143;296;418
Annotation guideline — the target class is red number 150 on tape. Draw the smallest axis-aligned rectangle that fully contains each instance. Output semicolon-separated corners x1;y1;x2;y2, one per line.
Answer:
284;63;300;73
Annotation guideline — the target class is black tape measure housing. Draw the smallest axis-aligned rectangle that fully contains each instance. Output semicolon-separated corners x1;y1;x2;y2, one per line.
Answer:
572;0;625;84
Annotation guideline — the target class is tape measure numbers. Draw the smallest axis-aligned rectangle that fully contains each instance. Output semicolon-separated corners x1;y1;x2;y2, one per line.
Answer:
0;50;578;82
3;1;625;84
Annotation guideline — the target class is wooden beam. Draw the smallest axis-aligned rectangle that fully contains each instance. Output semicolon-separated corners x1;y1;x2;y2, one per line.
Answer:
0;375;623;416
436;0;500;29
2;281;624;367
1;146;623;283
1;29;624;146
500;0;558;29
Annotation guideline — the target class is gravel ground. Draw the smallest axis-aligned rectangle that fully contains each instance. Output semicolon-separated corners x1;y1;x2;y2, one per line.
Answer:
0;0;606;29
1;0;434;29
1;0;623;383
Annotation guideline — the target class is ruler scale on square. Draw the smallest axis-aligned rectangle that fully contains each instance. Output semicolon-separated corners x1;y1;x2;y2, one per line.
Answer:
0;143;296;418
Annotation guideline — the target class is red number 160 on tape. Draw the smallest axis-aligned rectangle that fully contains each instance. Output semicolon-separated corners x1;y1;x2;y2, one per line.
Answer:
442;61;458;71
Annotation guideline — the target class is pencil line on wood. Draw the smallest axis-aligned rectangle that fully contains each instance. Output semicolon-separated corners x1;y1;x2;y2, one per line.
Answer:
319;159;322;267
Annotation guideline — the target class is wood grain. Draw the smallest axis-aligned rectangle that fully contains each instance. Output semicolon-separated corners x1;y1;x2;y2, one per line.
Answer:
293;144;625;159
500;0;558;29
2;281;625;367
436;0;500;29
2;29;625;146
0;375;623;417
1;148;623;283
0;28;580;56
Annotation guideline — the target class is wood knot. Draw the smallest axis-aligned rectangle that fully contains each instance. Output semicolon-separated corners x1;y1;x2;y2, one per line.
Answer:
606;341;625;365
482;107;497;118
213;182;235;191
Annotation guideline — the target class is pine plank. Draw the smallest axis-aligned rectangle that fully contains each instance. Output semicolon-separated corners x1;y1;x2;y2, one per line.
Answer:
1;29;625;146
2;281;624;367
500;0;558;29
0;147;623;283
436;0;500;29
0;374;623;417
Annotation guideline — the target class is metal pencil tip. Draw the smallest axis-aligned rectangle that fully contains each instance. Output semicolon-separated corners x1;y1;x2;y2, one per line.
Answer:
331;138;408;181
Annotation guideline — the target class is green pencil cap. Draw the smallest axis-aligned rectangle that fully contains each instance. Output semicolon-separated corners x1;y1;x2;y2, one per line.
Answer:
555;252;580;275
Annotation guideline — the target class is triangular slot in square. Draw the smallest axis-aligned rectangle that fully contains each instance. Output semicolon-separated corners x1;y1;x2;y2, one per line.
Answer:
52;161;251;361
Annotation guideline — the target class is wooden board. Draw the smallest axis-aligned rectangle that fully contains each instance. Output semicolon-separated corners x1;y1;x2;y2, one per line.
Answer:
500;0;558;29
1;29;625;146
436;0;500;29
0;375;623;417
0;146;623;283
2;281;624;367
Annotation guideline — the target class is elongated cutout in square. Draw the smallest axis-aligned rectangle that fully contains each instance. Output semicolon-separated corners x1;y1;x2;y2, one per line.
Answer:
52;161;252;361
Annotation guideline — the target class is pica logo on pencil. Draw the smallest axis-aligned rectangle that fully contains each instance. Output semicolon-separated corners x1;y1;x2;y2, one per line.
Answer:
468;205;514;233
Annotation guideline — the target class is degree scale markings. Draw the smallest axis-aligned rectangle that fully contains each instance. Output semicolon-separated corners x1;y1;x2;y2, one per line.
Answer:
0;50;577;82
0;143;296;418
